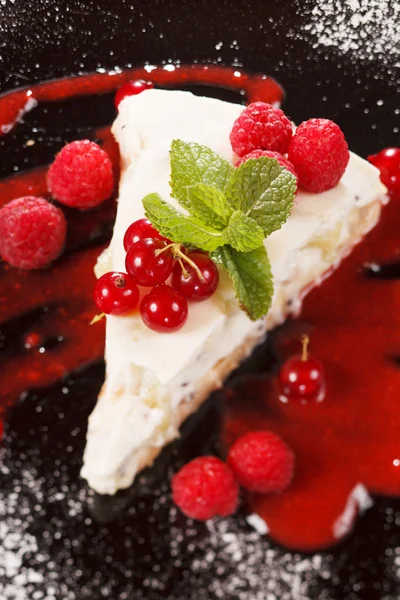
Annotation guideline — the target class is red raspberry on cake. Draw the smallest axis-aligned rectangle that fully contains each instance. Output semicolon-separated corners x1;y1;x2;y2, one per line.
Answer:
172;456;239;520
236;149;298;184
47;140;114;209
0;196;66;269
288;118;349;193
228;431;294;494
230;102;293;157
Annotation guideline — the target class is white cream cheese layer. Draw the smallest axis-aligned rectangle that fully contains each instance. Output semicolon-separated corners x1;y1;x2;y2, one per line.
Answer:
81;89;387;494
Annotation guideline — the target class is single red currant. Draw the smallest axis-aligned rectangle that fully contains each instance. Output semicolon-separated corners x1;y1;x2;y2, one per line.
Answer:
368;147;400;198
94;271;139;315
114;80;154;108
140;284;188;332
125;238;173;287
279;335;325;402
171;252;219;301
123;218;168;252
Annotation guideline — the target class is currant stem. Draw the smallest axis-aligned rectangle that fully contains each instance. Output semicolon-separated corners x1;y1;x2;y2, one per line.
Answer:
179;258;189;279
156;242;206;282
301;334;310;361
154;242;175;256
179;251;206;282
90;312;105;325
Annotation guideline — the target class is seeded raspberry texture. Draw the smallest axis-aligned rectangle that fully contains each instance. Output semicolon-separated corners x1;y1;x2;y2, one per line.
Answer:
47;140;114;209
230;102;293;158
288;118;349;193
228;431;294;494
0;196;66;269
236;149;298;184
172;456;239;520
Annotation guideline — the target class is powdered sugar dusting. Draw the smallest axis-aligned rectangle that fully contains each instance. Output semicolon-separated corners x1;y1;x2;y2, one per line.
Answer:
0;358;399;598
295;0;400;69
246;513;269;535
187;517;333;599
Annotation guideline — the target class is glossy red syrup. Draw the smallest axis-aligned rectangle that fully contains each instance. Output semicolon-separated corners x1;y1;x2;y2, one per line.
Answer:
0;64;283;135
0;64;399;551
222;194;400;550
0;65;281;430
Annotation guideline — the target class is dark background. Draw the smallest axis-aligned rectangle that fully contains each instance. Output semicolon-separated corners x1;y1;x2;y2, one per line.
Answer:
0;0;399;154
0;0;399;599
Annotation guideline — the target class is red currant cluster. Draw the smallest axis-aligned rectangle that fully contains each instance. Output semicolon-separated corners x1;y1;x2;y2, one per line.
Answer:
94;218;219;332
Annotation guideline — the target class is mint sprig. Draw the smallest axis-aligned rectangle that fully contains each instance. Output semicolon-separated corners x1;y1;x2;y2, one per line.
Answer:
226;157;296;236
143;139;296;321
170;140;234;206
211;246;273;320
185;183;230;229
142;192;226;252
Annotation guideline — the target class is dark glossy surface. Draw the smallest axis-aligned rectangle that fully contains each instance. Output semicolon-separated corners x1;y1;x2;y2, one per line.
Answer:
0;0;399;598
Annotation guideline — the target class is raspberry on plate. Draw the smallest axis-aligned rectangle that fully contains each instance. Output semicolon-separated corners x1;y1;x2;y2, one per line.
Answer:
230;102;293;157
0;196;66;270
228;431;294;494
236;149;298;184
288;118;349;193
171;456;239;520
47;139;114;209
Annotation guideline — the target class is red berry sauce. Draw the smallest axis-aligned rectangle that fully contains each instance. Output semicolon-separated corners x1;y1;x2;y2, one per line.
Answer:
368;147;400;197
114;80;154;108
0;64;399;552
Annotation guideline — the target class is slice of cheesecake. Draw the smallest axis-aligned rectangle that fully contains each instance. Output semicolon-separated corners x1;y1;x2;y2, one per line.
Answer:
81;89;387;495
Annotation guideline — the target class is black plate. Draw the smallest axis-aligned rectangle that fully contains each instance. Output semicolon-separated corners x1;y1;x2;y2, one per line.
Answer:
0;1;399;599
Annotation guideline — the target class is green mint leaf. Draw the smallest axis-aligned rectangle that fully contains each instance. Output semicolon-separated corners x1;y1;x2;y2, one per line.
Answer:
170;140;234;206
226;157;296;237
211;245;273;321
143;192;226;252
185;183;232;230
222;210;265;252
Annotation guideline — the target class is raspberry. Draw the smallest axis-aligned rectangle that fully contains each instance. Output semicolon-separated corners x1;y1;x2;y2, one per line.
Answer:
288;119;349;193
47;140;114;209
171;456;239;520
230;102;293;157
228;431;294;494
0;196;66;269
236;150;298;184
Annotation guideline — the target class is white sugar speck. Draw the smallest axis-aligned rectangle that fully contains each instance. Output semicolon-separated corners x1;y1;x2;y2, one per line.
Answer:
246;513;269;535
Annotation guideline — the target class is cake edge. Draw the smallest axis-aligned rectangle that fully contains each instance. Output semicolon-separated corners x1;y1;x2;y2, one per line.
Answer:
82;198;384;495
